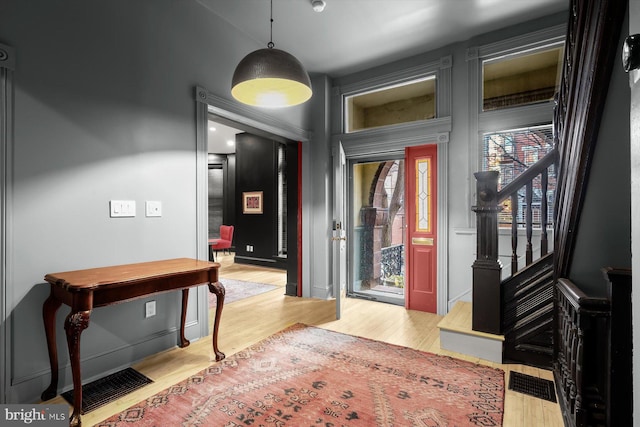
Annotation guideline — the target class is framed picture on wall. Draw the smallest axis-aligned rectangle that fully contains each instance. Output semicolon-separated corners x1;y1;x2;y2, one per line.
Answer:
242;191;263;214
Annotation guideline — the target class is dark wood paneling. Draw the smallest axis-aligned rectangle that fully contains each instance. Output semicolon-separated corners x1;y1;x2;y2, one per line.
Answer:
285;142;299;296
553;0;627;278
225;154;236;228
603;268;633;427
235;133;279;266
208;154;236;250
207;167;223;238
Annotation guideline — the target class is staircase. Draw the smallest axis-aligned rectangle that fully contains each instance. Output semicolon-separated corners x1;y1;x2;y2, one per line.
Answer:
502;253;554;367
456;148;558;368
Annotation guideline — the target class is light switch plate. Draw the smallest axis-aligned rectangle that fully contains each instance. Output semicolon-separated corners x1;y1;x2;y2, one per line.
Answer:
110;200;136;217
146;201;162;217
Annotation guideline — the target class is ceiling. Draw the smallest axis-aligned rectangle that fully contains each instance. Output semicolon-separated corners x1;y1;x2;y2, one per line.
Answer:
202;0;568;153
208;121;241;154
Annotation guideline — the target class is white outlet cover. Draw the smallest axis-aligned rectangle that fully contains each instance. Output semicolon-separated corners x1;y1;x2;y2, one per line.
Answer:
145;300;156;318
146;201;162;217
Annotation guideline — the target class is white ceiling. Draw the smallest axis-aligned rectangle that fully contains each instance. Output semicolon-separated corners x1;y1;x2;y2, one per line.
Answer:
208;121;240;154
201;0;568;153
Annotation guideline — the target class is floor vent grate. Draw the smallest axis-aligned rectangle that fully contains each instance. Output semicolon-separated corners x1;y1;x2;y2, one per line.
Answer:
62;367;153;413
508;371;556;402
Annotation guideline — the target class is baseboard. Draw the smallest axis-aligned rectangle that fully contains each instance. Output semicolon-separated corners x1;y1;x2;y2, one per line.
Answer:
285;282;298;296
234;255;285;269
10;325;197;404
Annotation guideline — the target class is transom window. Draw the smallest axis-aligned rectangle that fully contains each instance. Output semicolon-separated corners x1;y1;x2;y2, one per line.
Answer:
482;46;563;111
344;76;436;133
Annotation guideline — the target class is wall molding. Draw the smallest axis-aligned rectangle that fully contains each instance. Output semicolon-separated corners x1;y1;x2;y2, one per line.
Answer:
0;42;15;404
196;87;310;143
336;57;450;96
475;24;566;59
9;326;193;403
334;117;452;159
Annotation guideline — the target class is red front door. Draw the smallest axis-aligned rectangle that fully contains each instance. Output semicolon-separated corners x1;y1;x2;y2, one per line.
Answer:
405;144;437;312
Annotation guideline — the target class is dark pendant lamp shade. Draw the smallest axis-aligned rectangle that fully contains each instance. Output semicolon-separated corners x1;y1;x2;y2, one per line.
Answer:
231;47;312;108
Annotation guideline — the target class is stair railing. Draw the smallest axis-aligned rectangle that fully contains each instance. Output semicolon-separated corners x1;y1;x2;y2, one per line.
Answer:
471;148;557;334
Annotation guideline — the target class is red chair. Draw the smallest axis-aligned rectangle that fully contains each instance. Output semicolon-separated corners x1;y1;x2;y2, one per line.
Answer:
209;225;234;261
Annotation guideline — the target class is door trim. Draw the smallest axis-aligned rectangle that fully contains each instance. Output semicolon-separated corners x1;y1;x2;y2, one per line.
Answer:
335;135;448;315
195;86;310;303
1;42;15;403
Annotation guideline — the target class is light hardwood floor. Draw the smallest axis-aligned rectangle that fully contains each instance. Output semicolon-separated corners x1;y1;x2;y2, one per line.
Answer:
47;253;564;426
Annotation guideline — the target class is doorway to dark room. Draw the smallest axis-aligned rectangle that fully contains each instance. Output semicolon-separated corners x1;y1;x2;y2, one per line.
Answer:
206;114;300;297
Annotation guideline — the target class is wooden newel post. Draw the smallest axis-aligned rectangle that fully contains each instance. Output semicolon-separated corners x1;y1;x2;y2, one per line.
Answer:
471;171;503;334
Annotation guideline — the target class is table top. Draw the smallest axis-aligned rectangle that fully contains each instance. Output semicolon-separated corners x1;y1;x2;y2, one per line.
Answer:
45;258;219;290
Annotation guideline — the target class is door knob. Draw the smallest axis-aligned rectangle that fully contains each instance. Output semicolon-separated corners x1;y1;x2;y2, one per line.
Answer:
623;34;640;72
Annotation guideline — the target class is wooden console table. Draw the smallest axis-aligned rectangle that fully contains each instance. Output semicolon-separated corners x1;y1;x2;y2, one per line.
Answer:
40;258;225;427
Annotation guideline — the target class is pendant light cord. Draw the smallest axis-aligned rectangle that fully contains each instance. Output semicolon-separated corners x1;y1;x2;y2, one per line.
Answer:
268;0;274;49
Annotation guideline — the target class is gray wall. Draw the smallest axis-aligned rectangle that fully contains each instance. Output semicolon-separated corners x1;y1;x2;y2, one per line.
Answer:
1;0;630;407
0;0;311;403
629;0;640;421
304;74;333;299
569;16;632;295
332;13;569;307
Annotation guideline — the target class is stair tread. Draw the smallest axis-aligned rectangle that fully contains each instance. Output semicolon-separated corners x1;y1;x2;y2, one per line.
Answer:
438;301;505;341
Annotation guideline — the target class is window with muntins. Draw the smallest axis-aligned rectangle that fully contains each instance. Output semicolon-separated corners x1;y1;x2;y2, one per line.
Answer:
482;125;556;227
471;25;565;228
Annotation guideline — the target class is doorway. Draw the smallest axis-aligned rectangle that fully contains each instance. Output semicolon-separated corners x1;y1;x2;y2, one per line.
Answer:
349;157;406;305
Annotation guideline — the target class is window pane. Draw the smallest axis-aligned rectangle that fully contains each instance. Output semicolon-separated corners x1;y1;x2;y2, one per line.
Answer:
482;125;556;227
482;46;563;111
345;77;436;133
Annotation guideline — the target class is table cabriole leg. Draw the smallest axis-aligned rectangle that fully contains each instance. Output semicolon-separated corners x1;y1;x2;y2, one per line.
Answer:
41;291;63;401
208;281;225;361
64;310;91;427
179;288;190;348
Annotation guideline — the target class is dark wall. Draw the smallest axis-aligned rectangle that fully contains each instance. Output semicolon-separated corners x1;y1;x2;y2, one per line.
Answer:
207;165;223;239
208;153;236;241
211;134;298;295
234;133;280;267
286;142;300;296
224;154;237;227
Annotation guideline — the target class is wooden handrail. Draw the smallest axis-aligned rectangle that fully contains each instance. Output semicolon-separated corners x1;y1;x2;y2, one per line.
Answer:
556;278;609;312
497;149;558;203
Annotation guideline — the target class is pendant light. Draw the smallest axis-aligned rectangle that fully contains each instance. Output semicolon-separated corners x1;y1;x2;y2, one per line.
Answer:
231;0;312;108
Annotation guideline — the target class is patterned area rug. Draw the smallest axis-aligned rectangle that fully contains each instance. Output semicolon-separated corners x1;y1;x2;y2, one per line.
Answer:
209;278;278;307
96;324;504;426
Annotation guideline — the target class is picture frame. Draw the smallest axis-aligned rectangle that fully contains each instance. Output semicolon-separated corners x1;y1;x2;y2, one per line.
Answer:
242;191;263;214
